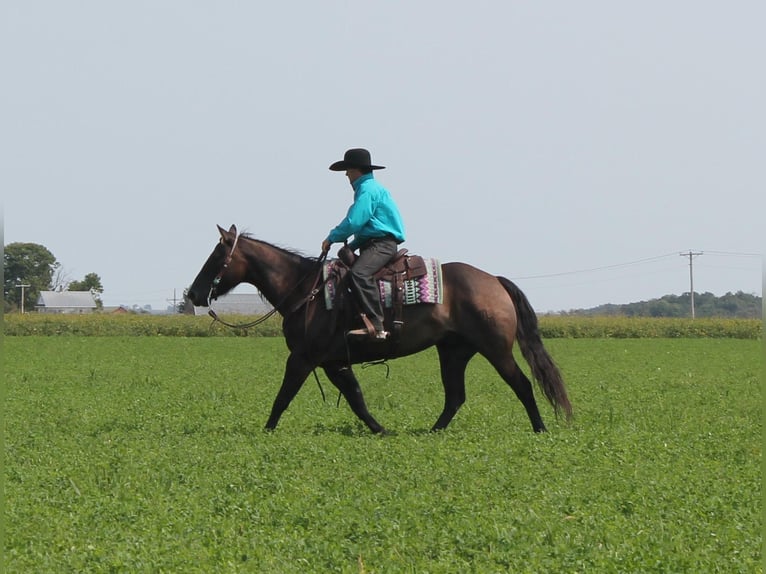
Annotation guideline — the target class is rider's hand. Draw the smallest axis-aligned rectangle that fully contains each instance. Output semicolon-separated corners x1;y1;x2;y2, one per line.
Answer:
321;239;331;253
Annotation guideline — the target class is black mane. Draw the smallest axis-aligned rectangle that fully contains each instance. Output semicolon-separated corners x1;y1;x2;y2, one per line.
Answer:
238;233;321;273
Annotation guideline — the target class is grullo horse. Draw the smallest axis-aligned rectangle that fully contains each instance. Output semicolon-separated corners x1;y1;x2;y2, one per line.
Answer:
187;225;571;434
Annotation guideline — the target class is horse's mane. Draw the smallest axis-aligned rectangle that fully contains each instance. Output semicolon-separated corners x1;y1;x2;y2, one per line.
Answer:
238;232;322;271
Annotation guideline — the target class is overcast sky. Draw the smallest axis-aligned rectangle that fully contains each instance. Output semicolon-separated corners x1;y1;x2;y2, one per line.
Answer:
3;1;763;313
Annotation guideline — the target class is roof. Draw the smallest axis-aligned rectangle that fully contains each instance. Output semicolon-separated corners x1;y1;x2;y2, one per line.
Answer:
193;293;272;316
37;291;98;308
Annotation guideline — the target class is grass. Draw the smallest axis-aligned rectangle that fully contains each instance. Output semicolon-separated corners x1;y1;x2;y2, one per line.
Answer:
4;337;762;572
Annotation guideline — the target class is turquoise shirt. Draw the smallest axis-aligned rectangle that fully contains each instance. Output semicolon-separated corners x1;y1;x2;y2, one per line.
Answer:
327;173;406;250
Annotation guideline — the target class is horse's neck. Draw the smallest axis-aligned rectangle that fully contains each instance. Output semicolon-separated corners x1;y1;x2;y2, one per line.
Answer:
242;239;308;306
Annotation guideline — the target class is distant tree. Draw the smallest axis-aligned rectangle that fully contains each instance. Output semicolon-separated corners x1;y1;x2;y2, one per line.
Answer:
178;289;192;314
647;299;675;318
69;272;105;309
3;242;59;312
569;291;762;318
51;266;73;292
69;272;104;294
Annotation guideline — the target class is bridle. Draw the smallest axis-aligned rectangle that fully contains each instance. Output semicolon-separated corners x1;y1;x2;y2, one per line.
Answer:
206;232;328;330
207;233;241;306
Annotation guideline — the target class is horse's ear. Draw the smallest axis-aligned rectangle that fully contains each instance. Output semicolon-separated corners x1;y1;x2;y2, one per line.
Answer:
217;224;237;241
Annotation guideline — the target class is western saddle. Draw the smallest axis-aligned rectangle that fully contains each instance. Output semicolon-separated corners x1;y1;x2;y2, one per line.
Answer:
336;245;428;339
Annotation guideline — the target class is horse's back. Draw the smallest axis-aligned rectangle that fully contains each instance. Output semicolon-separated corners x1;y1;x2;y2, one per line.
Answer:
435;261;518;326
441;261;515;301
441;261;497;281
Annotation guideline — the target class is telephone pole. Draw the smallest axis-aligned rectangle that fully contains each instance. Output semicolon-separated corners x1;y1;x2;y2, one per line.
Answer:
166;289;179;313
679;251;703;318
15;284;31;313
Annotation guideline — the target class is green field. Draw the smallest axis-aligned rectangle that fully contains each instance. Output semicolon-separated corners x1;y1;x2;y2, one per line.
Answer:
4;337;762;572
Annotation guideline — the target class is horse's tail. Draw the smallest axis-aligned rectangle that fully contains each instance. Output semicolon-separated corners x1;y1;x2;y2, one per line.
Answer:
497;276;573;421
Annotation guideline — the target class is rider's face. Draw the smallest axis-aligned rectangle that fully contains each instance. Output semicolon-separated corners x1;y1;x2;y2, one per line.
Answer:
345;168;363;185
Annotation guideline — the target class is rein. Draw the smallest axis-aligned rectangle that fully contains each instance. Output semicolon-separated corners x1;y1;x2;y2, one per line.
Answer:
207;306;280;330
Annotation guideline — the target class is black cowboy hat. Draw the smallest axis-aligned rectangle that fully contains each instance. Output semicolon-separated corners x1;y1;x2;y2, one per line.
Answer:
329;148;386;171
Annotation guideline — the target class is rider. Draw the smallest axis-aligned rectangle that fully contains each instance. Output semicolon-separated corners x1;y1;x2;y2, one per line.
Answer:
321;148;406;340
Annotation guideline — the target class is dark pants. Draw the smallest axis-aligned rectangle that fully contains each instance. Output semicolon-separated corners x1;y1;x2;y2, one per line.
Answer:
350;237;398;330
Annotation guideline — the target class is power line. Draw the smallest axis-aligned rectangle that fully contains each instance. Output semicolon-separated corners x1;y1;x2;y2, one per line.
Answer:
514;249;760;282
704;250;762;257
697;262;758;272
526;264;682;291
513;252;679;280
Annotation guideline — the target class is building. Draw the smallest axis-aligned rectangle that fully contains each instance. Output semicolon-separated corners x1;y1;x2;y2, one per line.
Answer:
36;291;99;314
191;293;272;316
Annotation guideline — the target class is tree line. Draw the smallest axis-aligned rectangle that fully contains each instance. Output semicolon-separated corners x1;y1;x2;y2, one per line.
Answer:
4;241;762;318
3;242;104;313
563;291;762;319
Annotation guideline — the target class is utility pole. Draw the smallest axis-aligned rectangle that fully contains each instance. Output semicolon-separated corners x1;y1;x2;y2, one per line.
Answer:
15;284;31;313
166;289;178;312
679;251;703;319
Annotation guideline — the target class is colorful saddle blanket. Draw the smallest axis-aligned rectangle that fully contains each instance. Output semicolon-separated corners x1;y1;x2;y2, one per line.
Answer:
323;258;443;310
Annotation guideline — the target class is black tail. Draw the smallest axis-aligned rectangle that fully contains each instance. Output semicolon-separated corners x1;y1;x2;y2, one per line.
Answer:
497;276;573;420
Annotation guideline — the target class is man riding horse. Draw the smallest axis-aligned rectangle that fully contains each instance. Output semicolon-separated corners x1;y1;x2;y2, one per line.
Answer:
187;148;571;433
321;148;406;341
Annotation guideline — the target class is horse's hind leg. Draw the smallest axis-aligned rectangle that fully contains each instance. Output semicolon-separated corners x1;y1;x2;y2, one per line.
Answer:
323;364;387;434
487;354;547;433
432;337;477;431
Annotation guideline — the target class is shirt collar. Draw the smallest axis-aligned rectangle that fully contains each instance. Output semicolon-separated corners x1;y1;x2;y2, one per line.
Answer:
351;172;374;193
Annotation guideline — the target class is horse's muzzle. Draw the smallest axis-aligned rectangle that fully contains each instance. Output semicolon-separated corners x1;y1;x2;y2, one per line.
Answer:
186;286;207;307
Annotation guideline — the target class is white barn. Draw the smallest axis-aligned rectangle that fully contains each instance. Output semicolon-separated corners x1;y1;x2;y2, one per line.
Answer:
36;291;99;314
191;293;272;316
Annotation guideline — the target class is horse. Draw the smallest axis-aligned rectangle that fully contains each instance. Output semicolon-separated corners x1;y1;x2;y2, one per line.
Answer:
187;225;572;434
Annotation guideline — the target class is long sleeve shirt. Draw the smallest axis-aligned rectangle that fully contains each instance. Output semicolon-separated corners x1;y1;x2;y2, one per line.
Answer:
326;173;406;251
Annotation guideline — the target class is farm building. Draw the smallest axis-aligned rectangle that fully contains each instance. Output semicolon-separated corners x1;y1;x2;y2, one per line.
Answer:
190;293;272;316
36;291;98;314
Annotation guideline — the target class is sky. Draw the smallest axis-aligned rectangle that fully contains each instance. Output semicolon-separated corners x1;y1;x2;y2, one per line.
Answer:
2;1;763;313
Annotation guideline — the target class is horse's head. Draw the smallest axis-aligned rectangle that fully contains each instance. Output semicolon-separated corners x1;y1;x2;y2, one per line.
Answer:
187;224;246;307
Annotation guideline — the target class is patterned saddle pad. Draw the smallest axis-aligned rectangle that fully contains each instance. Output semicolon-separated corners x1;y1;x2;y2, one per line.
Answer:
323;258;443;310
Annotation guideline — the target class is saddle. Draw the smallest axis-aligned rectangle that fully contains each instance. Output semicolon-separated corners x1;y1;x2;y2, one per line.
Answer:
337;245;429;338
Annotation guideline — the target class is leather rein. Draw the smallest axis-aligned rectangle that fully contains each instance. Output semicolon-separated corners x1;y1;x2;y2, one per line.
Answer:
206;233;328;330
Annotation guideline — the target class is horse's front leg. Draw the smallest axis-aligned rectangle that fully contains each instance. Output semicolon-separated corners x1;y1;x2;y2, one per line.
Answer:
265;352;314;430
323;363;387;434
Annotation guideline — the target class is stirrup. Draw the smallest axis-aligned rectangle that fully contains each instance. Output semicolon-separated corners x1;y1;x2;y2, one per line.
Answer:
347;328;389;341
347;314;386;340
